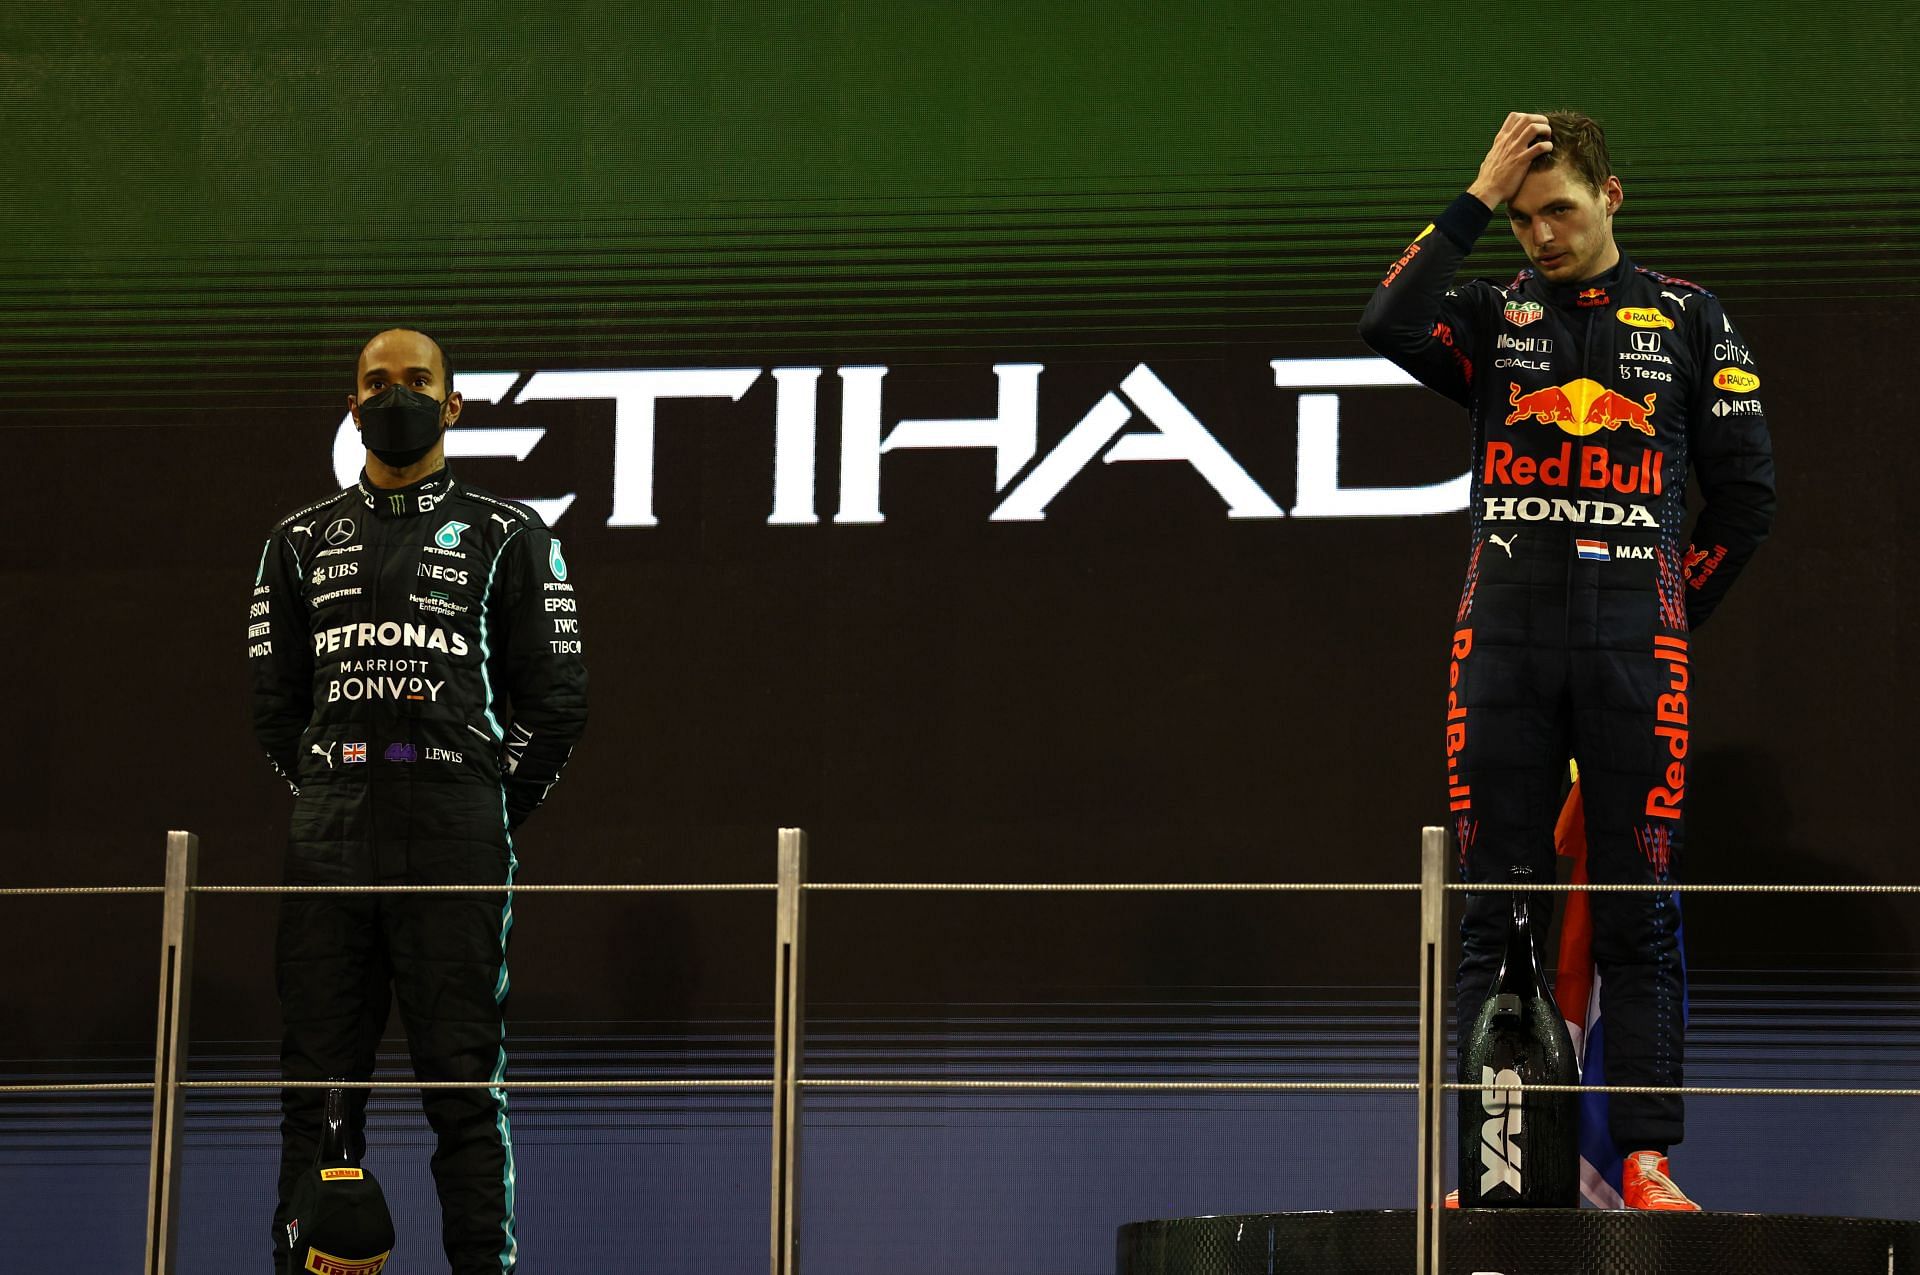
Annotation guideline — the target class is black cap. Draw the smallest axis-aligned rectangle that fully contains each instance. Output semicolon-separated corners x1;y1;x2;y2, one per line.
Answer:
284;1162;395;1274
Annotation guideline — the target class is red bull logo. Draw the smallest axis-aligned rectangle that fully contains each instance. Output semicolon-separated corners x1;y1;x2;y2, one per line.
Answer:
1380;224;1434;288
1683;542;1728;592
1447;628;1473;813
1483;440;1665;496
1506;380;1657;437
1645;634;1690;821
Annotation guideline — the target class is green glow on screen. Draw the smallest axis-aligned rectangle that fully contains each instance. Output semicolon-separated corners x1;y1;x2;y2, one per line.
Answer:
1;1;1912;399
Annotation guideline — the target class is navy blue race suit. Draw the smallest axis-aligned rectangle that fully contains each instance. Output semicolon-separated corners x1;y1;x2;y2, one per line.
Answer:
250;466;587;1272
1361;192;1775;1150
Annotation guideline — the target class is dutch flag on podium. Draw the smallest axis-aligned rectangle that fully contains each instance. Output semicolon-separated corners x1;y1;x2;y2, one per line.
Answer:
1552;767;1626;1208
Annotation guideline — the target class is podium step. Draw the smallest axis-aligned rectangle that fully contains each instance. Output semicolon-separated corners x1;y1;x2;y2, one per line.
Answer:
1117;1208;1920;1274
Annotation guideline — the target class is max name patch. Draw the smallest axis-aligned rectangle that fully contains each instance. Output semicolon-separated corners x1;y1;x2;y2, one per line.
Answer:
319;1167;363;1181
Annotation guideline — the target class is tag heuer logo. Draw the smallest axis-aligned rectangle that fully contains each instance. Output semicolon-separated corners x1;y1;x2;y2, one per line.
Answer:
1504;301;1544;327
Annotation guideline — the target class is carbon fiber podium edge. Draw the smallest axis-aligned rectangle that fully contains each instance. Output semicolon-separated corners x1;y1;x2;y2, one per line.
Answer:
1117;1208;1920;1274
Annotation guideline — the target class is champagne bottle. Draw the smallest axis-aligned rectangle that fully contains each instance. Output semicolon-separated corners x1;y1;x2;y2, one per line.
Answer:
286;1081;394;1274
319;1084;354;1166
1457;880;1580;1207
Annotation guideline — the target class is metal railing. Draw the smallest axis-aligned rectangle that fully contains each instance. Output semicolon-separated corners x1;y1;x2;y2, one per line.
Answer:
6;825;1920;1275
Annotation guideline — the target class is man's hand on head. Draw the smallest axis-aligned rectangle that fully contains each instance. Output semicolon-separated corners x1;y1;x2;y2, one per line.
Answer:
1468;112;1554;210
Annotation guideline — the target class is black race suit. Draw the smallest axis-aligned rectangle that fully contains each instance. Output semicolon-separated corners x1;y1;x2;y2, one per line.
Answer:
249;466;587;1272
1361;193;1774;1150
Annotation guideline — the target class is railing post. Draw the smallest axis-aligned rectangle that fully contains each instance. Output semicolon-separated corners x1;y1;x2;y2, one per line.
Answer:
770;828;808;1275
1415;825;1448;1275
144;830;198;1275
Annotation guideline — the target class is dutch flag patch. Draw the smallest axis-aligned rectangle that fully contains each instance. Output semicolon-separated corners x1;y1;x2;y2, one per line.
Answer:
1575;539;1610;562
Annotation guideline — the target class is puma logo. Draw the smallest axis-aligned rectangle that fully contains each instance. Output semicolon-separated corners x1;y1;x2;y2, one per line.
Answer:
491;513;514;534
311;741;336;769
1660;290;1691;311
289;522;315;537
1488;533;1517;558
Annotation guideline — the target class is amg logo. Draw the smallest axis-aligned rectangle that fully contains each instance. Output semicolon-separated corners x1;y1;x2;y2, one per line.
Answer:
1479;1065;1524;1194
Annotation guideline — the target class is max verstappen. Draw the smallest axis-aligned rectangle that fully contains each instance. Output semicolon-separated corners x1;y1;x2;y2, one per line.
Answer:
1360;112;1774;1209
250;329;587;1270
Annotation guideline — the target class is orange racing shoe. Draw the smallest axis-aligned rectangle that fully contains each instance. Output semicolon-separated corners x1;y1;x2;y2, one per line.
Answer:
1623;1151;1701;1211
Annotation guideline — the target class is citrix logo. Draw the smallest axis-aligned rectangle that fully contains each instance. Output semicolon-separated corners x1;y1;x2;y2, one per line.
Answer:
331;360;1470;527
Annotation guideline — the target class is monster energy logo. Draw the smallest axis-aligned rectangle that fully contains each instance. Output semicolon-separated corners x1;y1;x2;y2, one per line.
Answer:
389;493;406;514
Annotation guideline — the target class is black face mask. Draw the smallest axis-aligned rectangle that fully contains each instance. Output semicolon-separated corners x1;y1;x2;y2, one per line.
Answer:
358;385;447;468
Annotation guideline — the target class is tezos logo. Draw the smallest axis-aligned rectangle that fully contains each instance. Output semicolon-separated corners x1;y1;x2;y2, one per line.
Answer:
435;520;471;549
549;539;569;582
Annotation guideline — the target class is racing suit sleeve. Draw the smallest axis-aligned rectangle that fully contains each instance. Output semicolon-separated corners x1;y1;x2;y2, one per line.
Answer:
488;525;589;830
248;532;312;792
1682;297;1776;627
1357;191;1496;408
